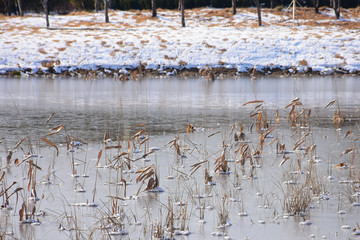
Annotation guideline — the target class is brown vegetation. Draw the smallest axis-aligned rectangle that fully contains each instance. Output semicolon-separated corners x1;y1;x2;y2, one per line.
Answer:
132;13;154;24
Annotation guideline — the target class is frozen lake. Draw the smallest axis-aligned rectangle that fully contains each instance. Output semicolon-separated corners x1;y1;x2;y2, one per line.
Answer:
0;75;360;239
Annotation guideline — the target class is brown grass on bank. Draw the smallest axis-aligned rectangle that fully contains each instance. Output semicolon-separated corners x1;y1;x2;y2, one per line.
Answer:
195;7;360;29
132;14;154;24
197;7;235;18
2;25;27;32
164;55;177;60
110;49;120;57
263;7;360;29
65;40;76;46
334;54;345;59
0;14;21;20
39;48;47;54
298;60;308;66
67;10;91;16
300;19;360;29
62;19;131;29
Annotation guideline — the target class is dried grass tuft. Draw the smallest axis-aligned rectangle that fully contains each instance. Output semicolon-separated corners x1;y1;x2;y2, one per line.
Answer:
133;14;153;24
334;54;344;59
298;60;308;66
66;40;76;46
39;48;47;54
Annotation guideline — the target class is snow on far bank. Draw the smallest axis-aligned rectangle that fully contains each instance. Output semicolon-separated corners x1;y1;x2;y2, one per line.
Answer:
0;7;359;76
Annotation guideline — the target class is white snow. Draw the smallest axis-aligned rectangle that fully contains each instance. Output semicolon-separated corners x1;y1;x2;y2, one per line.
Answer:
0;8;359;75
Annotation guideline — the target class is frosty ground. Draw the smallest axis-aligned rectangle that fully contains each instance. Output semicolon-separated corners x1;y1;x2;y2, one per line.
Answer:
0;7;359;76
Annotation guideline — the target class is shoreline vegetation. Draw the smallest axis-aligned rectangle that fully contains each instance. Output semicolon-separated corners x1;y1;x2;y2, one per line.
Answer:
1;7;359;78
3;65;360;79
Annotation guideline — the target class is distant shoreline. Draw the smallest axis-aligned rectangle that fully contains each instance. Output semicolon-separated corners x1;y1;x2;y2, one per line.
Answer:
1;65;359;78
1;8;359;78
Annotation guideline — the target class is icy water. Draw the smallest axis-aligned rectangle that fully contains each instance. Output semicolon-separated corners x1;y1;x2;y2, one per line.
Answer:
0;76;360;240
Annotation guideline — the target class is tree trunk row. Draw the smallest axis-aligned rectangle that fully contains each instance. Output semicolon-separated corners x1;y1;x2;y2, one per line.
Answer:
14;0;341;28
3;0;23;16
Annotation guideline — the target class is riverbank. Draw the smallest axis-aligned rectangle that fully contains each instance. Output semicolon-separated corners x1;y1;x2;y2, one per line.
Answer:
3;65;360;80
1;7;359;77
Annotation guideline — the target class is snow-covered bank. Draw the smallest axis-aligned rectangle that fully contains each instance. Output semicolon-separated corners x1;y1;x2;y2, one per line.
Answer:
1;7;359;76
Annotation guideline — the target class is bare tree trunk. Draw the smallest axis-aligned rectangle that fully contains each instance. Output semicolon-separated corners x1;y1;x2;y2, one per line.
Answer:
45;3;49;28
4;0;11;16
104;0;109;23
329;0;333;8
292;0;296;20
270;0;275;9
232;0;236;15
152;0;157;17
333;0;340;19
180;0;185;27
17;0;23;16
312;0;319;13
95;0;99;12
42;0;49;27
254;0;262;26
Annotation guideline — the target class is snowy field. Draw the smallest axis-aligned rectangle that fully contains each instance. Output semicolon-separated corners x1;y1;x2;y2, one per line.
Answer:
0;7;359;76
